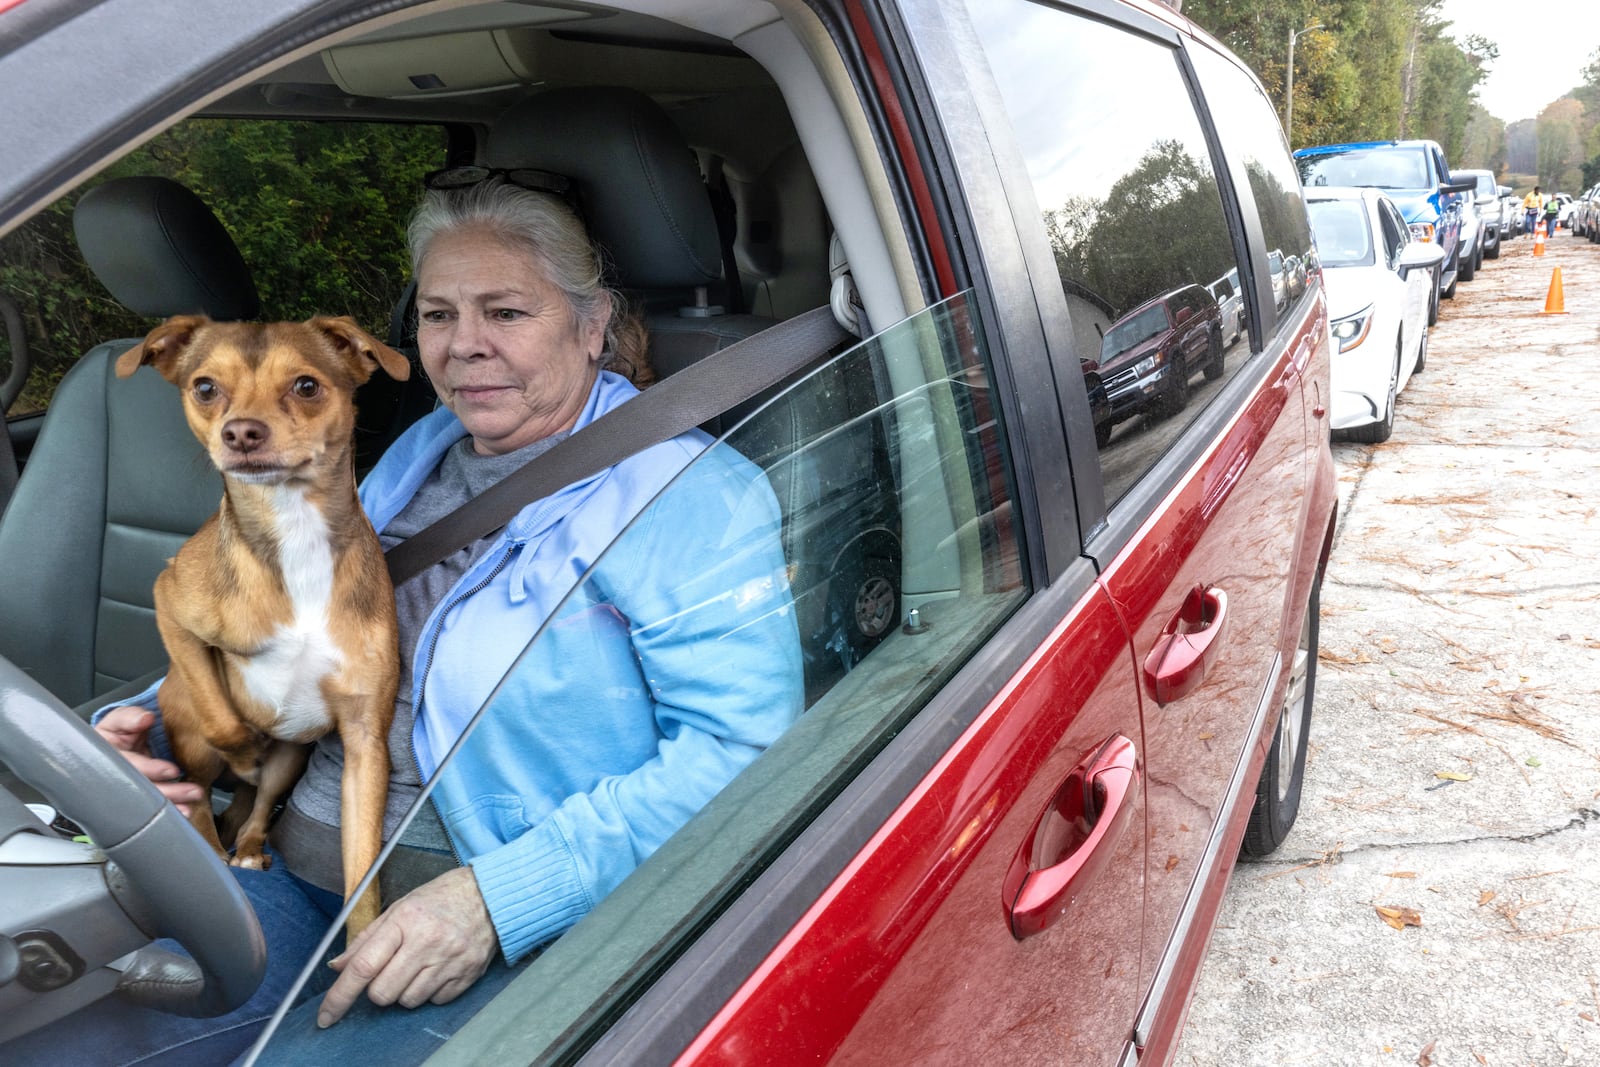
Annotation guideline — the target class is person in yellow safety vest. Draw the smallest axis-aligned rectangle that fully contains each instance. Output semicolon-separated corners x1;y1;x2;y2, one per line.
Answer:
1523;186;1543;236
1543;192;1561;237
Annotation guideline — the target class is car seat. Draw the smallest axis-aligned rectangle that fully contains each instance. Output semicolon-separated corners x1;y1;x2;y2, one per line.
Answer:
0;176;251;711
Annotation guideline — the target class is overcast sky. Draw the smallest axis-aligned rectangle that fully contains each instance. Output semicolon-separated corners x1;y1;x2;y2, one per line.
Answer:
1437;0;1592;123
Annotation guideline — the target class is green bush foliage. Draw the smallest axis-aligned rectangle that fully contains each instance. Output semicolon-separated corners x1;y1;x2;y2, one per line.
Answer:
0;119;444;415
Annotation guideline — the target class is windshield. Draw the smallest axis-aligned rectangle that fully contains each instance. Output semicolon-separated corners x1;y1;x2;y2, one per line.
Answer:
1475;174;1495;196
1298;147;1429;190
1307;199;1375;268
1101;302;1170;358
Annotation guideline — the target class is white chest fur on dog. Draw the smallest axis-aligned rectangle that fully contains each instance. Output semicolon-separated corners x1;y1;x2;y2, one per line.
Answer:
235;485;346;742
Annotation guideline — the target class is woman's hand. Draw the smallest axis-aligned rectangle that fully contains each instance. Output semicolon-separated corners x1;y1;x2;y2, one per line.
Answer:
317;865;498;1028
94;706;206;816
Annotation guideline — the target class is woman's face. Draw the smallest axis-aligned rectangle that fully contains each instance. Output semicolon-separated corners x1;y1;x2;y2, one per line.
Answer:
416;226;608;455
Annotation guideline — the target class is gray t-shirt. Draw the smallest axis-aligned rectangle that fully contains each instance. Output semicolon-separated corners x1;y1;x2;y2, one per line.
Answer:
273;431;568;895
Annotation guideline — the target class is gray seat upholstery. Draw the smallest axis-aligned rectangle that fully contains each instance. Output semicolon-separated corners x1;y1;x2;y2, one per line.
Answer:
0;177;253;709
483;87;780;399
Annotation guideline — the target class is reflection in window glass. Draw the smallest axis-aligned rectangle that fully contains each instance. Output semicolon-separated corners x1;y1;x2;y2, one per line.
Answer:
1188;45;1317;330
255;292;1028;1061
966;0;1246;505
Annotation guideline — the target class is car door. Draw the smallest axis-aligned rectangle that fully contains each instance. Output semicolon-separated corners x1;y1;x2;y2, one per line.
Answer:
1377;196;1428;378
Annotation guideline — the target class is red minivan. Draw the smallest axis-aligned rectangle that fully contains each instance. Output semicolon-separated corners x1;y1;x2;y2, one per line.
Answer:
0;1;1335;1064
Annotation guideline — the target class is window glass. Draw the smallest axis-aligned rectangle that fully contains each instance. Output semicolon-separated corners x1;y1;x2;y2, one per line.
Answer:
1378;199;1407;262
965;0;1248;505
1298;146;1430;190
255;291;1029;1058
1188;45;1317;330
1307;199;1375;268
0;119;445;417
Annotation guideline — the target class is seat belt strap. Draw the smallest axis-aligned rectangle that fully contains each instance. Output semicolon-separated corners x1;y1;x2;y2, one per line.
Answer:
384;305;850;587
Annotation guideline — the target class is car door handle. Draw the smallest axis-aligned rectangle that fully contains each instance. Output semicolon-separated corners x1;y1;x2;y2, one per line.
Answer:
1005;734;1139;940
1142;584;1228;705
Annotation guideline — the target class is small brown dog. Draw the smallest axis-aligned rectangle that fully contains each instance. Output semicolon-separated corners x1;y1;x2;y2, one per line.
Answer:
117;314;409;936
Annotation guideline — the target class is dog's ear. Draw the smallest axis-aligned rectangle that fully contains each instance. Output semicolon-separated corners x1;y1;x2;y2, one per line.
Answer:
310;316;412;383
116;315;210;382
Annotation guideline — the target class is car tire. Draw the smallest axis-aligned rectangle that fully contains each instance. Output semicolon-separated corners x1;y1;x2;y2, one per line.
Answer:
1160;356;1190;418
1203;326;1225;381
1241;569;1320;857
1485;233;1500;259
1442;269;1458;299
1412;325;1427;374
1345;342;1400;445
1427;274;1440;326
1458;245;1475;282
832;552;900;663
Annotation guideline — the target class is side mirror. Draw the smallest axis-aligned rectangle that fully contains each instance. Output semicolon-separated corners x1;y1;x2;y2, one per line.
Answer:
1441;177;1478;194
1397;240;1445;280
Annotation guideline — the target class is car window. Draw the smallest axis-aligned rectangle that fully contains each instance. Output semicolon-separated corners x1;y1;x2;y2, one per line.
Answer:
0;118;444;418
1307;199;1375;267
965;0;1250;507
253;289;1029;1059
1297;146;1430;190
1377;198;1407;261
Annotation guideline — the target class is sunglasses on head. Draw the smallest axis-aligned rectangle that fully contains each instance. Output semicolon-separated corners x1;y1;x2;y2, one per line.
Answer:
423;165;586;219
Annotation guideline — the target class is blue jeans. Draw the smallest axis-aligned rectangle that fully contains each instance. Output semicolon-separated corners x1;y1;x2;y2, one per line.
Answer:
2;856;527;1066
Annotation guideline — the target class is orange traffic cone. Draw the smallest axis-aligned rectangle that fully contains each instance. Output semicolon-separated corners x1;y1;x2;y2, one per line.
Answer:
1533;225;1546;255
1541;267;1567;314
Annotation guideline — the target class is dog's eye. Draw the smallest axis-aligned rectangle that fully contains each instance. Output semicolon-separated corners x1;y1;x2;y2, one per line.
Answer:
292;376;321;399
192;378;219;404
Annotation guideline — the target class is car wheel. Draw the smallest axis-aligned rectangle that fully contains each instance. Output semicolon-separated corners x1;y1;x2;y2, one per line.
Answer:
832;553;899;662
1427;273;1440;326
1241;569;1320;856
1485;233;1500;259
1458;245;1475;282
1442;269;1458;299
1160;356;1190;417
1345;342;1400;445
1203;326;1225;381
1094;419;1113;448
1412;325;1427;374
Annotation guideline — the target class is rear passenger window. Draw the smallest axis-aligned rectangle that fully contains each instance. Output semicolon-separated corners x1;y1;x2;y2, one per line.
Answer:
966;0;1249;506
1186;45;1317;331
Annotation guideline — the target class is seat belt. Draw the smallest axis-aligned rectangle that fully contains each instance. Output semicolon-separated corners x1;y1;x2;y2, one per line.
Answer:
384;305;851;587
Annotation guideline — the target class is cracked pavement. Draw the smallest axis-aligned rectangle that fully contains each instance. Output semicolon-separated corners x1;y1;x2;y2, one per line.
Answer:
1174;229;1600;1067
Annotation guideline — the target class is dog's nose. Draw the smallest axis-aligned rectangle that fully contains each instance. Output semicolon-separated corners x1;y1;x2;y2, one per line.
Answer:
222;419;271;454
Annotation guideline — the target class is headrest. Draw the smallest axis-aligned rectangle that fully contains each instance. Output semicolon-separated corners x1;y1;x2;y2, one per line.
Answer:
73;177;260;321
484;87;722;292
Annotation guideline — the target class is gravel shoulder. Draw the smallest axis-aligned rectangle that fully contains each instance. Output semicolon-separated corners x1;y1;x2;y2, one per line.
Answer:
1174;231;1600;1067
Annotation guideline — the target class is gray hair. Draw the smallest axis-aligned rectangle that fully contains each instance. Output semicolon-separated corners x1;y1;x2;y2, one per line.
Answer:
407;180;650;381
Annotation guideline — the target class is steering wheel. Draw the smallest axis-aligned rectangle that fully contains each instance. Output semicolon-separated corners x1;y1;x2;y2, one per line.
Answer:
0;656;265;1025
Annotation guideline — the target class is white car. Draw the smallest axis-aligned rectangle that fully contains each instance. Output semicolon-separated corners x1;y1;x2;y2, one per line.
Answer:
1306;187;1445;443
1206;267;1245;348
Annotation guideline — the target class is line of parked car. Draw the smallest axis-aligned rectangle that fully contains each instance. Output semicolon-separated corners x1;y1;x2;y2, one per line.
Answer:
1294;140;1528;443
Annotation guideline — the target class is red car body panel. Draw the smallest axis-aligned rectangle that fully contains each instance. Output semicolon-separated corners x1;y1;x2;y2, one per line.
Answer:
676;585;1146;1066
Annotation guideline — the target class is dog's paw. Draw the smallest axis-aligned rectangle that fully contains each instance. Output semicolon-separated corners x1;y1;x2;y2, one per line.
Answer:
229;851;272;871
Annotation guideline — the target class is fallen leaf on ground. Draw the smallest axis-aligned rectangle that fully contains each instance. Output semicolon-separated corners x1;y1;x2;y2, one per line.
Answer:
1376;905;1423;930
1478;890;1496;906
1417;1039;1436;1066
1384;871;1418;879
1434;770;1473;782
1527;755;1543;767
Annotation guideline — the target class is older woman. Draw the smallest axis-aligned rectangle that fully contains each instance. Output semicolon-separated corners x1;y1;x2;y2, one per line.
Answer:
8;177;803;1065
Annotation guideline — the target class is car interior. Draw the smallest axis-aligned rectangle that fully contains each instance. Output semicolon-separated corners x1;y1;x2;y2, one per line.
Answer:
0;0;1032;1049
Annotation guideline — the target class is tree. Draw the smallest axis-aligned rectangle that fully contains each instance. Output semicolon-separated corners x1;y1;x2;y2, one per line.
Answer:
1537;98;1585;192
1460;105;1506;173
1506;120;1538;175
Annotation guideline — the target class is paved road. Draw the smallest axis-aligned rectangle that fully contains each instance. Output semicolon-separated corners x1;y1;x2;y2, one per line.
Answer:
1174;230;1600;1067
